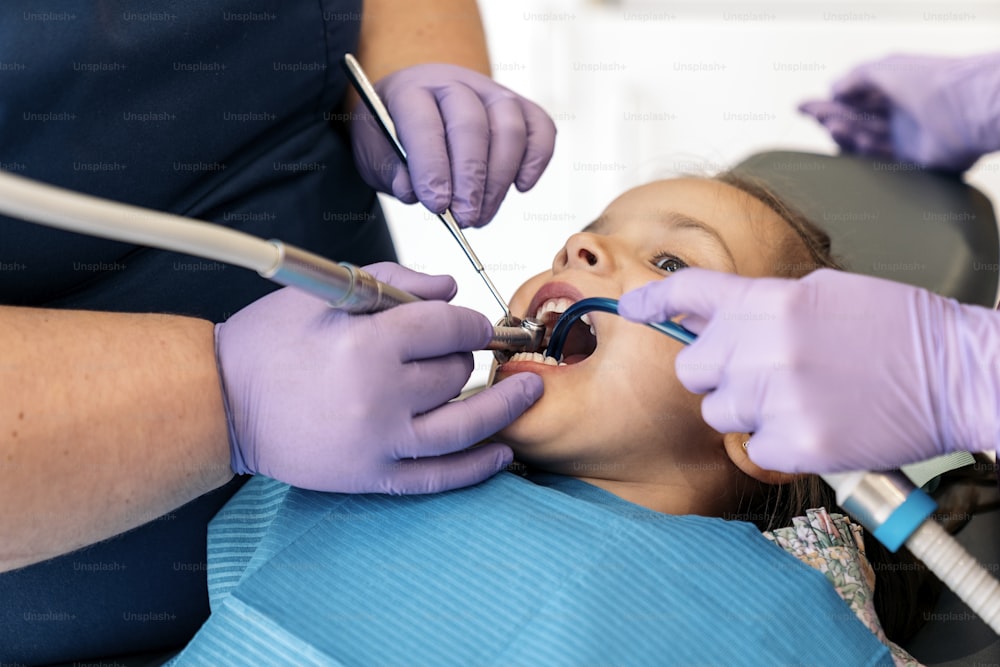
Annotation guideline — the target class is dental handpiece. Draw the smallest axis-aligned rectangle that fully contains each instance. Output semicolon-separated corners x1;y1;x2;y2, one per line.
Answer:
544;295;1000;632
0;169;543;354
291;257;543;353
272;250;543;352
342;53;513;322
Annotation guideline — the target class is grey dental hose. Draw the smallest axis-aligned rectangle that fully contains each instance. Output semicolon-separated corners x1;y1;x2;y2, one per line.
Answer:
0;170;541;350
0;169;415;309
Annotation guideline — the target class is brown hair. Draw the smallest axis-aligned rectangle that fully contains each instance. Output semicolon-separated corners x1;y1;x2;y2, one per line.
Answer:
714;170;938;644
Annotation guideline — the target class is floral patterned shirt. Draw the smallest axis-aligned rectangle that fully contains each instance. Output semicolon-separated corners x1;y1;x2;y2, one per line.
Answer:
764;508;920;667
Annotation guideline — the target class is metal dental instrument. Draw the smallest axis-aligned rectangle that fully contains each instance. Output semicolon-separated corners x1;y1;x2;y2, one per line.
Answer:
342;53;514;323
489;316;545;357
0;169;543;353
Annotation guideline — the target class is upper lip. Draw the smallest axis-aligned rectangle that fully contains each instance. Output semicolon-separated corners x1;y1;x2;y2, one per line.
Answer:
525;281;586;321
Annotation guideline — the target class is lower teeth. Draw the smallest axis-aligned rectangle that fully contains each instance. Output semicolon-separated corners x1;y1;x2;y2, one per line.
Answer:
507;351;567;366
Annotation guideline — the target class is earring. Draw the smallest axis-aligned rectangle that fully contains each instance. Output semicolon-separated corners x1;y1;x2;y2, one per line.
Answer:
742;440;750;451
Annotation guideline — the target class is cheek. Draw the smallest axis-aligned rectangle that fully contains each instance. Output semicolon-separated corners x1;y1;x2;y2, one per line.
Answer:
613;330;704;428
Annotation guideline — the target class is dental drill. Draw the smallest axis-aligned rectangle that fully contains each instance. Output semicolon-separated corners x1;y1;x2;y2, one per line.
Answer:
544;297;1000;634
0;169;544;355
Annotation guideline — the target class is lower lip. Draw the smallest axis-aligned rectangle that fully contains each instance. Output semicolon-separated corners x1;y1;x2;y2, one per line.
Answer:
497;359;565;375
497;355;589;375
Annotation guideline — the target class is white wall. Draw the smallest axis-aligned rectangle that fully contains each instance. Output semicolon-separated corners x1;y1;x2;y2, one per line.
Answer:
382;0;1000;388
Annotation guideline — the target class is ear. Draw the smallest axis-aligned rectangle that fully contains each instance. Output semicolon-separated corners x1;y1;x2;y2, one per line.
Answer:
721;432;802;486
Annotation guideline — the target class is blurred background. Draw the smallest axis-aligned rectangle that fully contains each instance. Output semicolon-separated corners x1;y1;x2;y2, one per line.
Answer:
380;0;1000;388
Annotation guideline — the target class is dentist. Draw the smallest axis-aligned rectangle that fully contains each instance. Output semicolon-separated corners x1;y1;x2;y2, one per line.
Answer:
0;0;553;663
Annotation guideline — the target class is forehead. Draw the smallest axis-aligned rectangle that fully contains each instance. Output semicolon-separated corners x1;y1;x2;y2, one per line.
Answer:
592;177;794;277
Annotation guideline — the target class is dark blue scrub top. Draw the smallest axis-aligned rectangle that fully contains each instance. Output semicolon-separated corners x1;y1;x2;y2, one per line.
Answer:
0;1;395;663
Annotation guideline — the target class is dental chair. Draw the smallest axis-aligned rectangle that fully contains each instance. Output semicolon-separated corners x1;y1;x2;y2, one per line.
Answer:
733;150;1000;667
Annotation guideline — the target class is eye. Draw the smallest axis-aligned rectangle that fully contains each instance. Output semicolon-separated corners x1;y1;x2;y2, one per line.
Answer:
653;254;688;273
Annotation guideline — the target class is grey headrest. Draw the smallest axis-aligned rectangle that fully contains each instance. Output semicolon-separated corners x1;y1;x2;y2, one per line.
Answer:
732;151;999;308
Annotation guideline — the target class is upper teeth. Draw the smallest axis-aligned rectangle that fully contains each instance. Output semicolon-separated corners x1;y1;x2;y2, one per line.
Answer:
534;297;575;320
533;298;597;337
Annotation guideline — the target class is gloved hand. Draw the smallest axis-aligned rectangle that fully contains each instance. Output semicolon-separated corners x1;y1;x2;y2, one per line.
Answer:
215;262;543;493
618;267;1000;474
799;52;1000;172
349;63;557;227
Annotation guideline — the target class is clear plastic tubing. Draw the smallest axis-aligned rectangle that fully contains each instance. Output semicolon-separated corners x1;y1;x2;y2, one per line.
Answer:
824;470;1000;634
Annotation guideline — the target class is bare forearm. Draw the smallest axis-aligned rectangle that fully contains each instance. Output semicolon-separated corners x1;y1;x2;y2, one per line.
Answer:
357;0;491;81
0;306;232;571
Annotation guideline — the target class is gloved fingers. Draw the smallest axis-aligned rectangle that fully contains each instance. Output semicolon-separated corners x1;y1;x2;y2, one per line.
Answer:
739;429;796;474
617;269;746;330
699;380;758;435
390;86;453;214
617;277;687;326
433;82;490;226
852;131;876;152
744;418;850;475
405;372;543;458
361;262;458;302
476;95;529;227
673;340;727;395
856;113;890;136
797;99;852;123
402;352;477;415
868;135;896;158
835;85;891;113
377;442;514;494
799;99;888;135
829;67;868;100
824;116;860;147
390;166;418;204
831;69;891;111
513;97;557;192
853;129;895;157
797;102;865;151
824;111;892;150
349;108;417;202
373;300;492;361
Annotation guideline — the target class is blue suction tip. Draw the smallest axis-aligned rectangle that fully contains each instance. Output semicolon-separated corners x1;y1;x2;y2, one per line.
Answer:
544;297;696;360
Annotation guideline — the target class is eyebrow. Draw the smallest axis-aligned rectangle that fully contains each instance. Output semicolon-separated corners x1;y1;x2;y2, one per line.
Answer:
663;212;737;270
583;211;737;271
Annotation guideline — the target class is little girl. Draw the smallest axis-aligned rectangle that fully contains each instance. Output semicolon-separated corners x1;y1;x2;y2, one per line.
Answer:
170;173;931;665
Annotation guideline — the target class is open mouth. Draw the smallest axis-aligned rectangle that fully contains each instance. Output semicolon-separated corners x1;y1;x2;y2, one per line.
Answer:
504;286;599;368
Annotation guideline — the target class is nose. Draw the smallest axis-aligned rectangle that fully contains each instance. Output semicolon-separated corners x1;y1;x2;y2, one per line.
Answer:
553;232;615;275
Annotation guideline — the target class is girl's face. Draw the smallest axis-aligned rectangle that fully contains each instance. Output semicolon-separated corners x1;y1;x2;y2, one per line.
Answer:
492;178;799;506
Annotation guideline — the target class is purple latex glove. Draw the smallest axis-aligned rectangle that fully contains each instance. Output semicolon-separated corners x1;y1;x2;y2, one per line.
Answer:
215;262;542;493
618;268;1000;474
349;63;557;228
799;52;1000;172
